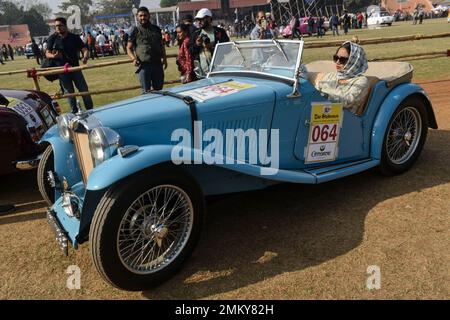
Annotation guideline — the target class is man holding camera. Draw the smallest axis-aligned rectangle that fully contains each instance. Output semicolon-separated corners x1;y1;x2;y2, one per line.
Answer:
250;11;274;40
190;8;229;77
127;6;167;93
45;17;93;114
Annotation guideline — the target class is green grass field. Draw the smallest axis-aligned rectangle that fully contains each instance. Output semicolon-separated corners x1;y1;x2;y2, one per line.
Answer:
0;18;449;113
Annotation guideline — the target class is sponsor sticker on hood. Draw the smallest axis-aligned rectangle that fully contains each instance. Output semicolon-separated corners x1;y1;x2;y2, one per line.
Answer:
181;81;256;103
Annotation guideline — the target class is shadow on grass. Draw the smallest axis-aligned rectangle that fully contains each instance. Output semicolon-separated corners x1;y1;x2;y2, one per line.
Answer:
0;169;46;225
142;129;450;299
0;211;46;226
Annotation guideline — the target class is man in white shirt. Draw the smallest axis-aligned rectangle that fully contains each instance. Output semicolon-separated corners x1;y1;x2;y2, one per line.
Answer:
96;31;106;57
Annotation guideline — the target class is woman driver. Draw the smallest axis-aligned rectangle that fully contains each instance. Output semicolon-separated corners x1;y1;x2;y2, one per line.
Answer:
315;41;369;114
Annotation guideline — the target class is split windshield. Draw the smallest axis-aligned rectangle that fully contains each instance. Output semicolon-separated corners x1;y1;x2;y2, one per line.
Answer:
209;40;303;81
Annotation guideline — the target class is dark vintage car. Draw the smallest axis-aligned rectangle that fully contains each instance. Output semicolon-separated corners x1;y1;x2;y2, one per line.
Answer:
0;89;60;177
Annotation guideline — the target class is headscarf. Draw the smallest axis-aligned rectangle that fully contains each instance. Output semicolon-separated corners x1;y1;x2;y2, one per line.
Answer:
336;41;368;80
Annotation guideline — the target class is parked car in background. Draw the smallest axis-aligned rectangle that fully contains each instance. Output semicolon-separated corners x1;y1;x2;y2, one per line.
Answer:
95;42;115;56
0;89;60;177
40;40;437;291
367;11;395;26
282;17;329;38
25;43;34;59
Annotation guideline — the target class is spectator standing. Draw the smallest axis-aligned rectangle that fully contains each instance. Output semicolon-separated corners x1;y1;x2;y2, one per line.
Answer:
96;31;106;57
110;32;119;55
290;15;300;40
307;15;315;36
163;31;171;47
31;39;41;64
357;12;364;29
127;6;168;93
190;8;229;78
2;44;8;61
317;16;324;38
171;28;177;46
45;17;93;114
7;44;14;60
0;50;4;65
176;24;195;84
331;13;340;36
342;10;351;34
87;32;98;59
419;8;424;24
412;9;418;25
120;30;129;54
250;11;274;40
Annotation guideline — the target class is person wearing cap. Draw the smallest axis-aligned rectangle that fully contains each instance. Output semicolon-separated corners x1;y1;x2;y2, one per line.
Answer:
127;6;168;93
190;8;229;77
250;11;274;40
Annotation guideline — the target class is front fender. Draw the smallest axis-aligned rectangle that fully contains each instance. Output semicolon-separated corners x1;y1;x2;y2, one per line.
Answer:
86;144;175;191
370;83;432;160
87;144;314;192
41;125;82;198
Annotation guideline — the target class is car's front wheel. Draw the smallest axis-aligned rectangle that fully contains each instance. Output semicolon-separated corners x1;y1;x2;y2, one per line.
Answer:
89;166;204;291
379;96;428;175
37;145;55;206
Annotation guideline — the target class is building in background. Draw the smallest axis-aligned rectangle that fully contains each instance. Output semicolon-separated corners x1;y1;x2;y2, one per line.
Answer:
380;0;449;13
0;25;31;47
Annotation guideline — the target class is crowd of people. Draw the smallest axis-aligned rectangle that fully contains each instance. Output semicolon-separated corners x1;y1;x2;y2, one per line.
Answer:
1;5;443;114
0;43;16;65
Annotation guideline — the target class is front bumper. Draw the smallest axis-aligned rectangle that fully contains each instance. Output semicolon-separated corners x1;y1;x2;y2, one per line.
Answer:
14;154;42;170
47;209;69;256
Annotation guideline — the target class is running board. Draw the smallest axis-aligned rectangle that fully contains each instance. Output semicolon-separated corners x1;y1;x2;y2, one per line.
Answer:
304;159;380;183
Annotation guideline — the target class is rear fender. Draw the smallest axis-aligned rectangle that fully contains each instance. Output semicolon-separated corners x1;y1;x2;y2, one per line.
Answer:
370;83;435;160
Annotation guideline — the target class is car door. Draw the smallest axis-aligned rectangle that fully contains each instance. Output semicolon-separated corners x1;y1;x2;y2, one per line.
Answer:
293;87;367;168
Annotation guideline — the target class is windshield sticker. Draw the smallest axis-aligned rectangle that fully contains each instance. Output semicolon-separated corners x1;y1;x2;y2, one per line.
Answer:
305;102;343;164
182;81;256;102
7;97;43;129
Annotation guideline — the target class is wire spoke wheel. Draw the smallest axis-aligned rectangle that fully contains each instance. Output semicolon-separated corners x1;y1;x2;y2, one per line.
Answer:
385;107;422;165
117;185;194;275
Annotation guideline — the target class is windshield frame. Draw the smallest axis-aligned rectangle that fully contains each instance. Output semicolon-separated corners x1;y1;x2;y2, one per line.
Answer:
207;39;305;85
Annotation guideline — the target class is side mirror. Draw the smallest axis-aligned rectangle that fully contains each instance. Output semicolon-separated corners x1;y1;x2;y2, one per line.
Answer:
0;93;9;107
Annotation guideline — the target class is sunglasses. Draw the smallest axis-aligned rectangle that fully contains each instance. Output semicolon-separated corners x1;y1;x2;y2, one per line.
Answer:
55;24;65;28
333;54;349;65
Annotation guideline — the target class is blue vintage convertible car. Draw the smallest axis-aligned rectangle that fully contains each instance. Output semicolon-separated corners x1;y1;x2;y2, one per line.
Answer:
39;40;437;291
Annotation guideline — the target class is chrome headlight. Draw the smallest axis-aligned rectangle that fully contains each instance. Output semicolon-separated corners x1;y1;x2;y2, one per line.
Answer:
56;113;75;142
89;127;122;164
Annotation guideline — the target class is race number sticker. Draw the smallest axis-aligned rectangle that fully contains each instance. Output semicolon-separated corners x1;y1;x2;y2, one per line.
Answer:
8;98;43;129
182;81;256;102
305;102;343;163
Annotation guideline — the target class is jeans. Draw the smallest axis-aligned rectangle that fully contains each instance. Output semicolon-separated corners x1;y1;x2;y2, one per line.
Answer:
332;25;339;36
59;71;93;113
138;62;164;93
89;45;98;59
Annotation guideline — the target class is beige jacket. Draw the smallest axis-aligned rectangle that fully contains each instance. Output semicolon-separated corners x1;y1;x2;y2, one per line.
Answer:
316;72;369;114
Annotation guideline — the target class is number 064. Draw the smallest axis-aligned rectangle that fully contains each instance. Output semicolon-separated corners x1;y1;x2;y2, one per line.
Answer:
311;124;338;142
